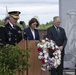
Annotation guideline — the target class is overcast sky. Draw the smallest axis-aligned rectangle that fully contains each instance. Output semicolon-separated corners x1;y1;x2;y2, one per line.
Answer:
0;0;59;24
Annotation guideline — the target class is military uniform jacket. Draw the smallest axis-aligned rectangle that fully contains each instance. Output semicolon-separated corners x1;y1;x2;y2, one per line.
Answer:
0;23;22;46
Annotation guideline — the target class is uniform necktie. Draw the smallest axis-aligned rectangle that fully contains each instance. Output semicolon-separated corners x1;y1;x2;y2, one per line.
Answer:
13;26;16;30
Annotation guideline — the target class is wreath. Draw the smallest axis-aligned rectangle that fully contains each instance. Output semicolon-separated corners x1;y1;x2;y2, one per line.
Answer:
37;38;61;71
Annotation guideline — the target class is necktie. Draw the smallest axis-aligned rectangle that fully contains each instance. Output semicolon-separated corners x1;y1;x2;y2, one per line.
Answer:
57;27;60;37
13;26;16;30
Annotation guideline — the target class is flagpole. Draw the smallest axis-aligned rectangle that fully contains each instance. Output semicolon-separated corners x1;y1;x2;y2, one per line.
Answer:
5;6;8;16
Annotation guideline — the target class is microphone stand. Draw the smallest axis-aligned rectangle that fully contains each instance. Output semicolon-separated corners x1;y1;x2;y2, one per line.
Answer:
21;22;25;40
26;36;28;75
21;28;25;40
21;23;28;75
24;29;28;75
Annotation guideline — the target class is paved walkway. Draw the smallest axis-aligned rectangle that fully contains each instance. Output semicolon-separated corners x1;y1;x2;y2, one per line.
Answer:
63;70;75;75
49;70;75;75
49;69;75;75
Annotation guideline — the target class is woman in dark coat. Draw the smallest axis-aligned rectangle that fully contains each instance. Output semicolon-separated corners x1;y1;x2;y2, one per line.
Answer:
24;18;40;40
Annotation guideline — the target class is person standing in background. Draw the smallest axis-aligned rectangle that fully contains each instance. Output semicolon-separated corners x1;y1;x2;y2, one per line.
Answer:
47;16;67;75
0;11;22;46
4;16;9;25
24;18;40;40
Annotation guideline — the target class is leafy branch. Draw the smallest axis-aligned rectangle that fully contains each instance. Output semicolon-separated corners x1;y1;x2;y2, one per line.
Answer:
0;44;30;75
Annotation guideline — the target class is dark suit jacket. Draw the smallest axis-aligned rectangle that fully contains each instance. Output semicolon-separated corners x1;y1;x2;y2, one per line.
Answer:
47;25;67;56
24;27;40;40
0;23;22;46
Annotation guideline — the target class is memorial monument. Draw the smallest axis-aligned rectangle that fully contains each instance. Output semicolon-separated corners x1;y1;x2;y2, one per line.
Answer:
59;0;76;68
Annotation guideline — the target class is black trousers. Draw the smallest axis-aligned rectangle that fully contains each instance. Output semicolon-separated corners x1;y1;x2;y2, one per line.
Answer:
50;55;64;75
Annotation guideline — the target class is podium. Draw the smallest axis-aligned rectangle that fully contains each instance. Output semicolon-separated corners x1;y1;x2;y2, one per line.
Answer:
16;40;49;75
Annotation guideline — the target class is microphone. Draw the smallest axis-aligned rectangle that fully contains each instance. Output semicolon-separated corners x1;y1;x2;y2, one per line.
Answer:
19;21;28;39
19;21;26;29
19;21;24;25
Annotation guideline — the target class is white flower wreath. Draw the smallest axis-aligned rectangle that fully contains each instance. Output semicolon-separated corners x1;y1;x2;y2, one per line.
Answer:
37;38;61;71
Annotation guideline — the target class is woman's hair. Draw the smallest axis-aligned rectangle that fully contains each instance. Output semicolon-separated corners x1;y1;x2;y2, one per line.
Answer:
29;18;39;27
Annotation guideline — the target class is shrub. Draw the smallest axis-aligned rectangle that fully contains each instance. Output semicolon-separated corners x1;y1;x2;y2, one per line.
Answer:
0;44;30;75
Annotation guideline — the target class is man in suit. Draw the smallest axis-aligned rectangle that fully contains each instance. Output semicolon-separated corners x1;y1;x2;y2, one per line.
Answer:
24;18;40;40
0;11;22;46
47;16;67;75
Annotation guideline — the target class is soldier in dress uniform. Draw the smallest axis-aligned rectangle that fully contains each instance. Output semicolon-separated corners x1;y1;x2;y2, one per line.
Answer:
0;11;22;46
